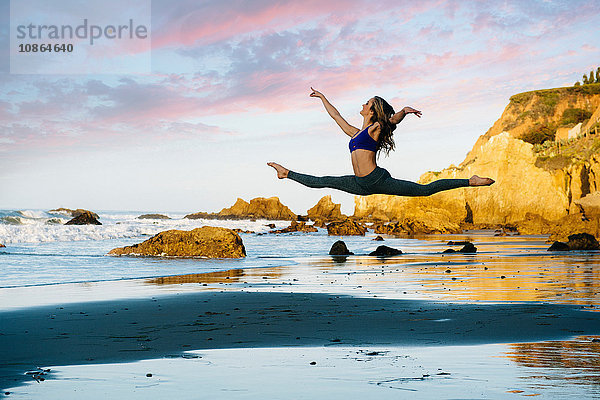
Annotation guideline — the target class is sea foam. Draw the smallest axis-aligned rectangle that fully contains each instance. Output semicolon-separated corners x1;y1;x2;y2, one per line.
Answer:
0;210;288;244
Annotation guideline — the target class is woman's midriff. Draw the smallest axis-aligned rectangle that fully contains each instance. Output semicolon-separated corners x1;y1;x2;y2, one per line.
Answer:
351;149;377;177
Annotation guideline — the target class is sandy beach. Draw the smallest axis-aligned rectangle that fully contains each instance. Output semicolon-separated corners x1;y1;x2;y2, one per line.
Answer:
2;231;600;398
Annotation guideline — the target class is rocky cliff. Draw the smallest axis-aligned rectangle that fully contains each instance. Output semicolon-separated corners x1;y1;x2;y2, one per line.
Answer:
353;84;600;229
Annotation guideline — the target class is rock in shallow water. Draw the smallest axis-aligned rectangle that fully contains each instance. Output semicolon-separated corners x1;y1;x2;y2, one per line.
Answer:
547;241;570;251
65;211;102;225
369;245;402;257
329;240;353;255
548;233;600;251
566;233;599;250
108;226;246;258
443;243;477;253
137;214;171;220
269;220;318;234
49;208;99;219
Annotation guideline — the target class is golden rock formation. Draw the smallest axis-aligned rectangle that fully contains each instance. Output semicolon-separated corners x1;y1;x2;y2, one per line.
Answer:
218;197;296;220
108;226;246;258
185;197;296;221
307;195;347;224
326;219;367;236
374;217;462;235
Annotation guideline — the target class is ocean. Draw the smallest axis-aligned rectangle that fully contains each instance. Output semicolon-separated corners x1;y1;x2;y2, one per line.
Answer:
0;209;440;288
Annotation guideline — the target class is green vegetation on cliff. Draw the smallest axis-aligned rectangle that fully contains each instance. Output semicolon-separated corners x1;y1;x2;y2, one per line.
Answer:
502;84;600;145
535;135;600;170
508;84;600;129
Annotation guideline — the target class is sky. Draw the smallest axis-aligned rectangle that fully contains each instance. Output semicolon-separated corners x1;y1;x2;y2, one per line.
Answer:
1;0;599;215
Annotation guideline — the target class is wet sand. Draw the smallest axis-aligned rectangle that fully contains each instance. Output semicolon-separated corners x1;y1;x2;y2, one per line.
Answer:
2;232;600;397
2;291;600;392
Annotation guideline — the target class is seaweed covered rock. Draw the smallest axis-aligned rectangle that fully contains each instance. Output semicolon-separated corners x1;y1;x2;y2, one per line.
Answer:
108;226;246;258
566;233;600;250
548;233;599;251
137;214;171;220
329;240;353;255
547;241;570;251
65;211;102;225
326;219;367;236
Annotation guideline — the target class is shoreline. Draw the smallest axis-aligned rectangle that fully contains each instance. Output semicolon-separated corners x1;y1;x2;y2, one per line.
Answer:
2;289;600;392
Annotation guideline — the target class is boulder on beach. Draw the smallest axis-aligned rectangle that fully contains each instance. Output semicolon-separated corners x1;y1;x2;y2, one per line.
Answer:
108;226;246;258
65;211;102;225
547;241;570;251
329;240;353;255
547;233;599;251
369;245;402;257
374;218;461;235
373;235;384;241
270;220;318;234
137;214;171;220
50;208;99;219
565;233;600;250
326;219;367;236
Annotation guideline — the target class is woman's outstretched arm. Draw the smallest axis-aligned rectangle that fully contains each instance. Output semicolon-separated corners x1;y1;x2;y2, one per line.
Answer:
310;87;359;137
390;106;422;124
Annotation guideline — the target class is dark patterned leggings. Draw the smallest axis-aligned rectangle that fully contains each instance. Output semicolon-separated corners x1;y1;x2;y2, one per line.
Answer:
287;167;470;196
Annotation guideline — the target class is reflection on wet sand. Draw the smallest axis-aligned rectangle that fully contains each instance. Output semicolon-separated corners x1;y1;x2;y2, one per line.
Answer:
506;336;600;391
143;252;600;308
142;234;600;307
147;269;246;284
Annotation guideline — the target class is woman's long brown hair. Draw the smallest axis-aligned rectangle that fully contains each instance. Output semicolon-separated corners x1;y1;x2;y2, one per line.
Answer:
371;96;397;157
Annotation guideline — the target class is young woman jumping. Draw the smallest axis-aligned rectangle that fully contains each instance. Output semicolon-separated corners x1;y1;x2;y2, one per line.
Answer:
267;88;494;196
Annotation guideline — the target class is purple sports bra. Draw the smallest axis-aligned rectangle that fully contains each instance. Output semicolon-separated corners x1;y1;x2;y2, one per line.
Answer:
349;124;377;153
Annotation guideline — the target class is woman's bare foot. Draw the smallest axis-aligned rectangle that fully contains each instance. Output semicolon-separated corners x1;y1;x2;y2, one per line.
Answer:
267;162;289;179
469;175;495;186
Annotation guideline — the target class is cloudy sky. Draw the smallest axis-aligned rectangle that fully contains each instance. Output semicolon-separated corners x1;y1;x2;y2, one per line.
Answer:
1;0;599;215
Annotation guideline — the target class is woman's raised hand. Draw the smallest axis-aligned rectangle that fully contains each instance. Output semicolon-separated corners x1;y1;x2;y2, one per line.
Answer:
402;106;422;118
310;87;324;98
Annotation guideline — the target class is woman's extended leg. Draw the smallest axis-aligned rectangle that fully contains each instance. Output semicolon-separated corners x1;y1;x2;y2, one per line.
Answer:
267;162;367;195
374;176;469;196
371;173;493;196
